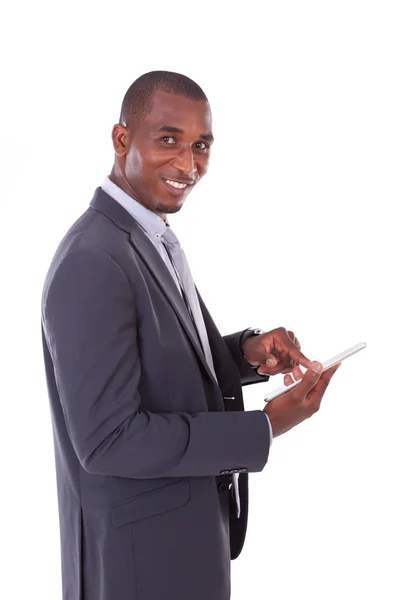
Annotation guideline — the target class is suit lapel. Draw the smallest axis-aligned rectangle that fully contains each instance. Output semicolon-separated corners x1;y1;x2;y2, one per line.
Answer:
90;187;217;384
129;223;219;383
197;289;245;411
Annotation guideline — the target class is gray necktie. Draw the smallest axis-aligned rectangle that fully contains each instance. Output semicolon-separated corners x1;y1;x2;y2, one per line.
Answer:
162;225;218;383
162;225;241;518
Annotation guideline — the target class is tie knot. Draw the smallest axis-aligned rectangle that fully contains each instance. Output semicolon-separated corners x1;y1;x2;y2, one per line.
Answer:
162;224;180;248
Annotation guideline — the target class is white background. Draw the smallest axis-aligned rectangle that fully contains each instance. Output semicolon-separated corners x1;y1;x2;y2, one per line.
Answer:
1;1;399;598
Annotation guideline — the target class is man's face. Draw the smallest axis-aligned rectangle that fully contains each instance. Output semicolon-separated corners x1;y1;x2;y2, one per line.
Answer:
113;89;213;218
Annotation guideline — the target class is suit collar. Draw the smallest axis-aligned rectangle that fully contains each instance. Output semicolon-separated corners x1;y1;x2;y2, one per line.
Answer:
89;187;218;385
90;186;136;234
100;176;168;240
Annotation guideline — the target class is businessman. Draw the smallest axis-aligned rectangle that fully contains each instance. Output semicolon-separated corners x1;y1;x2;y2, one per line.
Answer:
41;70;340;600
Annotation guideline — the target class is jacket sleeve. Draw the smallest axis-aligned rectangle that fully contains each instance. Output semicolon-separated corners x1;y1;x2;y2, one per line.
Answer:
223;330;270;386
42;247;271;479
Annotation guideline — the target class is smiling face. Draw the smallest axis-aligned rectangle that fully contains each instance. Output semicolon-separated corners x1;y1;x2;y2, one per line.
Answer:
110;89;214;220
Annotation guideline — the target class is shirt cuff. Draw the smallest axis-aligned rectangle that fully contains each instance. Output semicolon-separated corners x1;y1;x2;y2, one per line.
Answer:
264;412;273;447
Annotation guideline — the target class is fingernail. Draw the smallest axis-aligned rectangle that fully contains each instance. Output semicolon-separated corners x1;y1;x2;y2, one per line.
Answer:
311;361;322;374
266;358;275;367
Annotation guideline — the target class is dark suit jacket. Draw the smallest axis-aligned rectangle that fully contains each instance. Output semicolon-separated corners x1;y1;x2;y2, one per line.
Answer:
41;187;271;600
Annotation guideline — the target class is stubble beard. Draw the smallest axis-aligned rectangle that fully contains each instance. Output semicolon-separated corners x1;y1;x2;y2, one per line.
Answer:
155;199;185;215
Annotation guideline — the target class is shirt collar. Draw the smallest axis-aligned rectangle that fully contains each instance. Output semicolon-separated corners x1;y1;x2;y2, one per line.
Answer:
101;176;167;240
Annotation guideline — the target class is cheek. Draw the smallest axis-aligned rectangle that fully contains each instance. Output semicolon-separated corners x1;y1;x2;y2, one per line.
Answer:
126;147;163;178
125;147;144;178
197;159;209;177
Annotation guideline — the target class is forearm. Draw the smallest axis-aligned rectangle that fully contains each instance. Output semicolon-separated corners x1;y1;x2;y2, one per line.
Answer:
80;407;270;478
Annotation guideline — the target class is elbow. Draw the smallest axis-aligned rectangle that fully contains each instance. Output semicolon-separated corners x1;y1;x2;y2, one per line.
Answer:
77;410;144;476
80;451;102;475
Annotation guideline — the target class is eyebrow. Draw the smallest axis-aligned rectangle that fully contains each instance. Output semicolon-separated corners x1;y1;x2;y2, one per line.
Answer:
156;125;214;142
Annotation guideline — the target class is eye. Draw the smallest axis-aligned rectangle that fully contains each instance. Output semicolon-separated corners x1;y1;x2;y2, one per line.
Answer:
160;136;176;144
194;141;209;152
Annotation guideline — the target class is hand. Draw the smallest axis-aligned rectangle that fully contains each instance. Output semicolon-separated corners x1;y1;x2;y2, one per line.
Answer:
263;361;341;437
242;327;313;376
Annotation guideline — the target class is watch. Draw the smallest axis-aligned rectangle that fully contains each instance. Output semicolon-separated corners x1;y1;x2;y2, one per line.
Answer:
240;327;265;369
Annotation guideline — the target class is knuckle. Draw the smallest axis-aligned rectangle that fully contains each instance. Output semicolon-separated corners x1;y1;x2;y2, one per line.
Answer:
312;402;321;414
292;390;304;404
306;401;319;416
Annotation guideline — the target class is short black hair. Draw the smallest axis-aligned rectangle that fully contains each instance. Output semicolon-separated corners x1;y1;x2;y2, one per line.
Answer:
119;70;208;131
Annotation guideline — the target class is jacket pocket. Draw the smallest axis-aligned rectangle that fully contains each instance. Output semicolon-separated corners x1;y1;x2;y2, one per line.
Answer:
110;478;191;528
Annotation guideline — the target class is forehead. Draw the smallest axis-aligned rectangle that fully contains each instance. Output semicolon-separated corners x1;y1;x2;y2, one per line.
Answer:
142;89;212;133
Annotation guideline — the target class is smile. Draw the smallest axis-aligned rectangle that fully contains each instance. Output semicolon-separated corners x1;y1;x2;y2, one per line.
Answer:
162;178;193;196
164;179;188;189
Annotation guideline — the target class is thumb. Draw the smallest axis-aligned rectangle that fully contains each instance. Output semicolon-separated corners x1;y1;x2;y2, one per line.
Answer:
257;354;277;375
264;354;278;368
294;361;323;395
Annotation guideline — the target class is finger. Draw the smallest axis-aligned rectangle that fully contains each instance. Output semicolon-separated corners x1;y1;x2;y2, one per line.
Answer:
324;362;341;378
284;373;294;386
292;365;303;381
307;363;341;404
317;362;341;386
287;347;313;370
264;354;278;368
272;357;305;376
287;331;300;350
282;363;303;376
307;363;341;411
290;361;323;397
281;359;298;374
256;365;270;376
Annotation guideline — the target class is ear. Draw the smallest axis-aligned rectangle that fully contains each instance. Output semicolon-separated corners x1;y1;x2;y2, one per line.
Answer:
111;124;130;157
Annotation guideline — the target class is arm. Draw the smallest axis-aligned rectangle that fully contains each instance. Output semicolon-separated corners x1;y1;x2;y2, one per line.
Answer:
42;248;271;479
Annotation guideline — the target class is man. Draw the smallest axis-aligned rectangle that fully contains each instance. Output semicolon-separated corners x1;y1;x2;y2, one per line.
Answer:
41;70;340;600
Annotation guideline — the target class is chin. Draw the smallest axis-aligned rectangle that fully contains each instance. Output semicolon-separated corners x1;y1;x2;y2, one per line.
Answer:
156;199;185;214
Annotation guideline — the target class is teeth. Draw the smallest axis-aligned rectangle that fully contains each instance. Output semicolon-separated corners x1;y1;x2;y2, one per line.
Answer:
165;179;187;189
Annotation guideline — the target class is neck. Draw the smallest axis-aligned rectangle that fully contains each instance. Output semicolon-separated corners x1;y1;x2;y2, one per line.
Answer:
108;166;167;222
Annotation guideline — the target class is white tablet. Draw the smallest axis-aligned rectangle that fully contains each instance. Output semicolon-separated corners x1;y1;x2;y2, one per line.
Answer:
263;342;367;402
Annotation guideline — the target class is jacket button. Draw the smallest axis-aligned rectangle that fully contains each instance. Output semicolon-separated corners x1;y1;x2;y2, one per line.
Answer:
218;482;229;494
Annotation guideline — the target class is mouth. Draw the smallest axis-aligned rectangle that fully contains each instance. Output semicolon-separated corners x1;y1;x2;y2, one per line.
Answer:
162;178;193;196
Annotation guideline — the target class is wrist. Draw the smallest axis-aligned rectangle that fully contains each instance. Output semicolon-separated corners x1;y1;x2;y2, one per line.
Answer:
240;327;265;368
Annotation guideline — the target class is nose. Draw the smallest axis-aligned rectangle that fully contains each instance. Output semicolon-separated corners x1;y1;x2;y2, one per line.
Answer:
170;145;197;177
